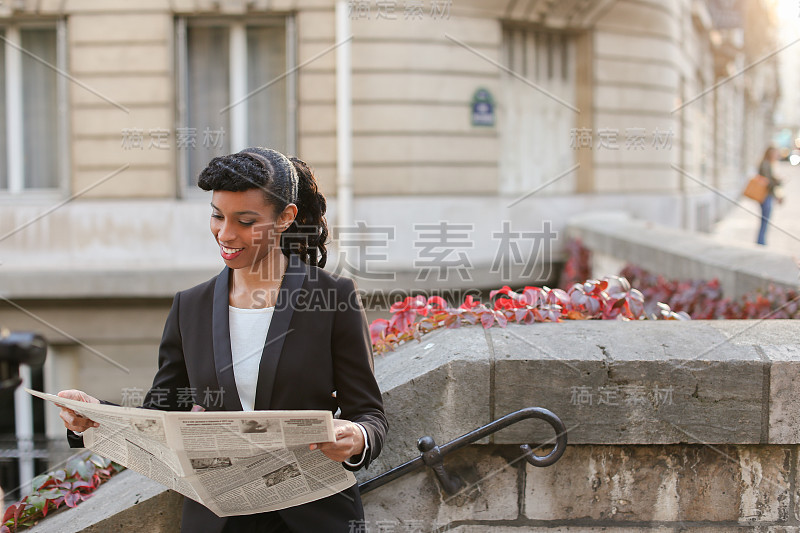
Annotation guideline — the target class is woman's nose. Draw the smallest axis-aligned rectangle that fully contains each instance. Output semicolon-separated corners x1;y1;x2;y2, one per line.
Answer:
216;220;236;243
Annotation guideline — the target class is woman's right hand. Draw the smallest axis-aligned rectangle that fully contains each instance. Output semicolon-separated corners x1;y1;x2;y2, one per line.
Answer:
57;390;100;432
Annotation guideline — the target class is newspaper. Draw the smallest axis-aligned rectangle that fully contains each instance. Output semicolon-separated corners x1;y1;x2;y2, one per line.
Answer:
27;389;357;517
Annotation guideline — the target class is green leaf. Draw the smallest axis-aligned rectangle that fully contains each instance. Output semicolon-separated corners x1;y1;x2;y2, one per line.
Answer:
89;454;110;468
75;460;94;480
66;452;89;476
31;474;49;491
27;495;46;512
39;489;64;500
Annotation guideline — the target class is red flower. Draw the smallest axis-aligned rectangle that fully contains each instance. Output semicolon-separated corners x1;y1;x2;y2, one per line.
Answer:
427;296;447;310
390;295;428;315
389;296;429;333
369;319;390;344
494;297;525;311
459;295;481;310
489;286;514;300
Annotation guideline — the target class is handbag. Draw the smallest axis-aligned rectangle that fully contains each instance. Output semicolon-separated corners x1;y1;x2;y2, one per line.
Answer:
743;174;769;203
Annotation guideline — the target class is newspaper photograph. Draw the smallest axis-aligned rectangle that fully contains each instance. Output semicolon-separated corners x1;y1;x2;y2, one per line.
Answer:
27;389;358;517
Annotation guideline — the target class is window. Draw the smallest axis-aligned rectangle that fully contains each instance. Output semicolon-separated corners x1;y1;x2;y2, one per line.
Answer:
176;17;295;189
0;22;66;193
500;27;576;195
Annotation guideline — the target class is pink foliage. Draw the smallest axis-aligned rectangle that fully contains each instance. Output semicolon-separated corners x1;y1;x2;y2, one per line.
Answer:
370;275;688;355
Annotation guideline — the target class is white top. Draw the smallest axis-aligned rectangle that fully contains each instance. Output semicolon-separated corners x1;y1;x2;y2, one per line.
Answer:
228;305;274;412
227;304;369;467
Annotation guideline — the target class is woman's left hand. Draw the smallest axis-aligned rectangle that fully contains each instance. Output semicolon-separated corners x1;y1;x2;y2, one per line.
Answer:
310;419;365;462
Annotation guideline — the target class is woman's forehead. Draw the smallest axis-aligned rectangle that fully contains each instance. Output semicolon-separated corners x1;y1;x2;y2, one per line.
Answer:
211;189;272;209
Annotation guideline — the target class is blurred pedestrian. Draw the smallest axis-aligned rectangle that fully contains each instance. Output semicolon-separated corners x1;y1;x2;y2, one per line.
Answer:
756;146;783;245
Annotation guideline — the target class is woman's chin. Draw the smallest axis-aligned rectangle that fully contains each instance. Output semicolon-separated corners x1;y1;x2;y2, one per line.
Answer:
223;252;279;273
221;254;250;268
225;259;253;269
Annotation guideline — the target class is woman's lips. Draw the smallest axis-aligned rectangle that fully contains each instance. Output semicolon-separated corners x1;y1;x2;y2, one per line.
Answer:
220;245;244;260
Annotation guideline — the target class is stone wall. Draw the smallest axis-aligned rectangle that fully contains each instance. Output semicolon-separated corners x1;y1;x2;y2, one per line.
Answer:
29;319;800;532
363;444;800;531
567;212;800;299
359;319;800;531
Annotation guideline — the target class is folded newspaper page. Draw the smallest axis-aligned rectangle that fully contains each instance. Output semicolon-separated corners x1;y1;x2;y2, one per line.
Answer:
28;389;357;517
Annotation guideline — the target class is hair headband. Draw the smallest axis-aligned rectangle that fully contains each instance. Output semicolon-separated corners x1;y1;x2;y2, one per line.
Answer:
239;149;299;205
239;150;271;170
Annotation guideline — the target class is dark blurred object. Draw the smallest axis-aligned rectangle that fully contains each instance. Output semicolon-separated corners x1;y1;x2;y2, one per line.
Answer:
0;329;47;394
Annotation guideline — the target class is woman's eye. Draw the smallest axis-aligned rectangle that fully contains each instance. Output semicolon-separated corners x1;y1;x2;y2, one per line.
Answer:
239;220;256;226
211;214;223;220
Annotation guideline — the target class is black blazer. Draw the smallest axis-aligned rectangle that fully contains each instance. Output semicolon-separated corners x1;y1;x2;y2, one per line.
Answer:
70;254;387;533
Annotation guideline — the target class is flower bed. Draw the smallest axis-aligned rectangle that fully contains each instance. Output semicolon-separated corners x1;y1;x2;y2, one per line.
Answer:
2;452;123;532
561;237;799;320
620;264;800;319
369;277;689;355
369;238;799;354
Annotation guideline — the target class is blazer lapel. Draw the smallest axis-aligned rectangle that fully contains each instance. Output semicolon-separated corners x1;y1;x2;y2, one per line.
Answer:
253;254;307;411
212;266;244;411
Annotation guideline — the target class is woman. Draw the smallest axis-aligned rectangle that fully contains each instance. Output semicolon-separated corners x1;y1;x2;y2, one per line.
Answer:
757;146;783;245
57;148;387;533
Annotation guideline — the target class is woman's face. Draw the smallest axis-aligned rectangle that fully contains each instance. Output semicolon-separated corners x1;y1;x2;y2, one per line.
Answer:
209;189;295;269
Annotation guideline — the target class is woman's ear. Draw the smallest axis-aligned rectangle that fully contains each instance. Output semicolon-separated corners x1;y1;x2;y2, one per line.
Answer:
277;203;298;232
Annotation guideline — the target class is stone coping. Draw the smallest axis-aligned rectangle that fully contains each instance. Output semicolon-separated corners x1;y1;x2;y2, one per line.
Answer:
1;267;221;299
566;211;799;299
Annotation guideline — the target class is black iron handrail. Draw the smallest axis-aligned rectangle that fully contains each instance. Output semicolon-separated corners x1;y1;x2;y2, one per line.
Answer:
359;407;567;495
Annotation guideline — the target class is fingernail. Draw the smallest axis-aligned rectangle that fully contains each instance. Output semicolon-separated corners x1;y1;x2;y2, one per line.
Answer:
309;444;317;450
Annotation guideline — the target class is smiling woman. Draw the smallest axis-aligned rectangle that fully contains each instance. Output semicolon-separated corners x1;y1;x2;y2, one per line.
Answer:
198;149;326;309
56;148;387;533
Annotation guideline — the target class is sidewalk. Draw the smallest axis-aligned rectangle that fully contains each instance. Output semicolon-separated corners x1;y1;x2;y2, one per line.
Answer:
712;161;800;261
